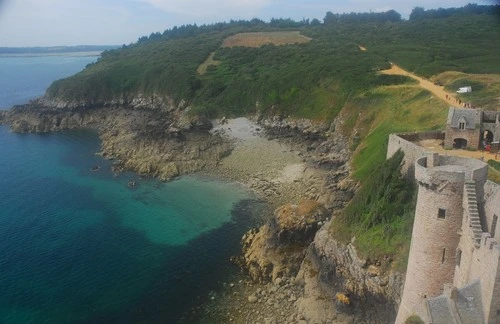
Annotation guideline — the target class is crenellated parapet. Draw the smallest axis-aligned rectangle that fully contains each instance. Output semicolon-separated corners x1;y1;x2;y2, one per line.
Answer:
395;152;494;323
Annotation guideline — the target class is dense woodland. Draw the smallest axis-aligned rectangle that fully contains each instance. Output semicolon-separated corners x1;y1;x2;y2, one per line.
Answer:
47;4;500;119
45;4;500;263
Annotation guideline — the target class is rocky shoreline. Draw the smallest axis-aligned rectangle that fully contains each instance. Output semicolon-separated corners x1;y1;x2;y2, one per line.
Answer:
0;97;403;323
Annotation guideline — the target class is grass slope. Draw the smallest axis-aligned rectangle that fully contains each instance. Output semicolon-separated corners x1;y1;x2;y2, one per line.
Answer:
40;7;500;265
330;150;416;271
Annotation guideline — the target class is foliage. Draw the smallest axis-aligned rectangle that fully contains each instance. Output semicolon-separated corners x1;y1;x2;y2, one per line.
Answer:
350;86;448;182
489;159;500;171
330;150;416;267
409;4;499;21
488;160;500;184
361;13;500;77
37;4;500;266
45;5;500;121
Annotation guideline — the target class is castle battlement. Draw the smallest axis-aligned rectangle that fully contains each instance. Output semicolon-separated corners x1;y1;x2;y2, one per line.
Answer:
415;154;488;185
390;129;500;324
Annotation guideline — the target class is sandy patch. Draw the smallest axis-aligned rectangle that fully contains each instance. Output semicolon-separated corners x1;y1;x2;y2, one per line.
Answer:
275;163;307;183
211;117;263;141
208;117;325;207
222;31;311;48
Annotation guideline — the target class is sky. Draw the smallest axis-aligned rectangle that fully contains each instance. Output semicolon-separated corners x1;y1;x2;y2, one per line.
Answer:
0;0;496;47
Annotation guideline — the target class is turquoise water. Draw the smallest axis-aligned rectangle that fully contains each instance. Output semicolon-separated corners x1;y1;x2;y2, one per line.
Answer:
0;55;261;322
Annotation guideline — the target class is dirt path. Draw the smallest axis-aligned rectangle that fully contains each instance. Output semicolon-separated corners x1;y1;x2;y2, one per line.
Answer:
381;63;464;107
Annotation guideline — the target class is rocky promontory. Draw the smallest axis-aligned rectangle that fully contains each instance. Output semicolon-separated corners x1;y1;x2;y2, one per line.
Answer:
0;96;232;181
234;200;329;283
1;95;404;323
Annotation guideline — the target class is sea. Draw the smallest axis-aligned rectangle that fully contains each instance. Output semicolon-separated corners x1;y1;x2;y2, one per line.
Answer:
0;53;264;323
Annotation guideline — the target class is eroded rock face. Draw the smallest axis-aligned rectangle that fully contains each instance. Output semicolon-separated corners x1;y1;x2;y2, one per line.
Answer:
235;200;330;283
274;201;328;245
0;97;232;181
294;220;404;323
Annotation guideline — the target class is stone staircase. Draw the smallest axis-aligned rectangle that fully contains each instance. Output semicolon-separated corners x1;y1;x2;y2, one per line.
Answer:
464;181;482;248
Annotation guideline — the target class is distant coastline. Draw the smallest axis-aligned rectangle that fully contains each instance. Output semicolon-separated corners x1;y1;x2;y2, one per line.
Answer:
0;51;104;58
0;45;120;56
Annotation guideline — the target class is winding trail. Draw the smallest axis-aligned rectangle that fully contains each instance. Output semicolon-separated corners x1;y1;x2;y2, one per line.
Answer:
381;63;463;106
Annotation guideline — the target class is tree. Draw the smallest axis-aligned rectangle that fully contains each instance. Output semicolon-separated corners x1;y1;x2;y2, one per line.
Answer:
409;7;425;21
310;18;321;26
323;11;338;24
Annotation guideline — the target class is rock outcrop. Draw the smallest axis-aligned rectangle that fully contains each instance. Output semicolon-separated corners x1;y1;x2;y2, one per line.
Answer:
0;97;232;181
294;220;404;323
1;95;405;322
235;200;330;282
234;115;404;323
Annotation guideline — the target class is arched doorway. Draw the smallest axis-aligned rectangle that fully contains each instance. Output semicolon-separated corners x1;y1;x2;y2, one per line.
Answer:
453;138;468;149
483;130;494;145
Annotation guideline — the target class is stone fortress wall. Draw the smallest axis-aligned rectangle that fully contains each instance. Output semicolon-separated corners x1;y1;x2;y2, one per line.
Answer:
388;132;500;324
387;131;444;179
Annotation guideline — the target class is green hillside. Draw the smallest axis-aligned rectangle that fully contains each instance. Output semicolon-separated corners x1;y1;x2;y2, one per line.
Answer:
43;5;500;265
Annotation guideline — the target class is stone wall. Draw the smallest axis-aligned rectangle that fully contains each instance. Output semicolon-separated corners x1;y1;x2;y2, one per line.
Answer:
484;183;500;239
455;232;500;323
396;156;467;323
445;127;480;149
387;132;442;179
388;130;500;323
395;155;489;324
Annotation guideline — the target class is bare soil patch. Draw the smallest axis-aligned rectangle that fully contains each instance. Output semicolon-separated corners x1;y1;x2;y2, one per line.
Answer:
418;139;498;160
222;31;311;48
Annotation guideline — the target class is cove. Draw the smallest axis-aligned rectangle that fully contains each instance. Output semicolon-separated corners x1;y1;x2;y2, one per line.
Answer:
0;125;263;323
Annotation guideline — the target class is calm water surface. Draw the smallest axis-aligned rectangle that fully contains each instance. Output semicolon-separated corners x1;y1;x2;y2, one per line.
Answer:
0;54;261;323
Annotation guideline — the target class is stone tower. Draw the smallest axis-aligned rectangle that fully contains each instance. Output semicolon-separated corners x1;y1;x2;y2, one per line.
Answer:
395;153;488;323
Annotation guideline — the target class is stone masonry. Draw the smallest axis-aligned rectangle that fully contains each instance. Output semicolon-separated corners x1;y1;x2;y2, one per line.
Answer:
445;107;500;150
388;132;500;324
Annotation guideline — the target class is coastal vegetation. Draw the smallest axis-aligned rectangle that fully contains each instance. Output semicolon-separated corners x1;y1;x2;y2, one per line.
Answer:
489;160;500;183
330;150;416;270
42;4;500;263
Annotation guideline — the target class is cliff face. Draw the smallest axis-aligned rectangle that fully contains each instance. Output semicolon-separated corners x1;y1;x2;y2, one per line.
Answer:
295;222;404;323
0;96;232;181
235;200;330;282
1;95;405;322
235;116;405;323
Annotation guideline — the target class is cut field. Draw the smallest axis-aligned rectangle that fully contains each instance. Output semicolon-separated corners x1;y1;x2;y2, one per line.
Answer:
222;31;311;48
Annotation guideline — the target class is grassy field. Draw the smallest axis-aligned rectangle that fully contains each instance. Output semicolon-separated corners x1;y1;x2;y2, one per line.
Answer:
221;31;311;48
489;160;500;183
439;72;500;110
43;7;500;267
349;85;449;182
197;31;311;75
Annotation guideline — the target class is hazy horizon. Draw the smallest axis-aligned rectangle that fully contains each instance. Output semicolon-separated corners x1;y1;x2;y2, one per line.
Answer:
0;0;496;47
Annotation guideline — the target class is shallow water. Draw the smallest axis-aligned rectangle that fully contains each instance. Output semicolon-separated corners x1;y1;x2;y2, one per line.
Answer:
0;54;264;323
